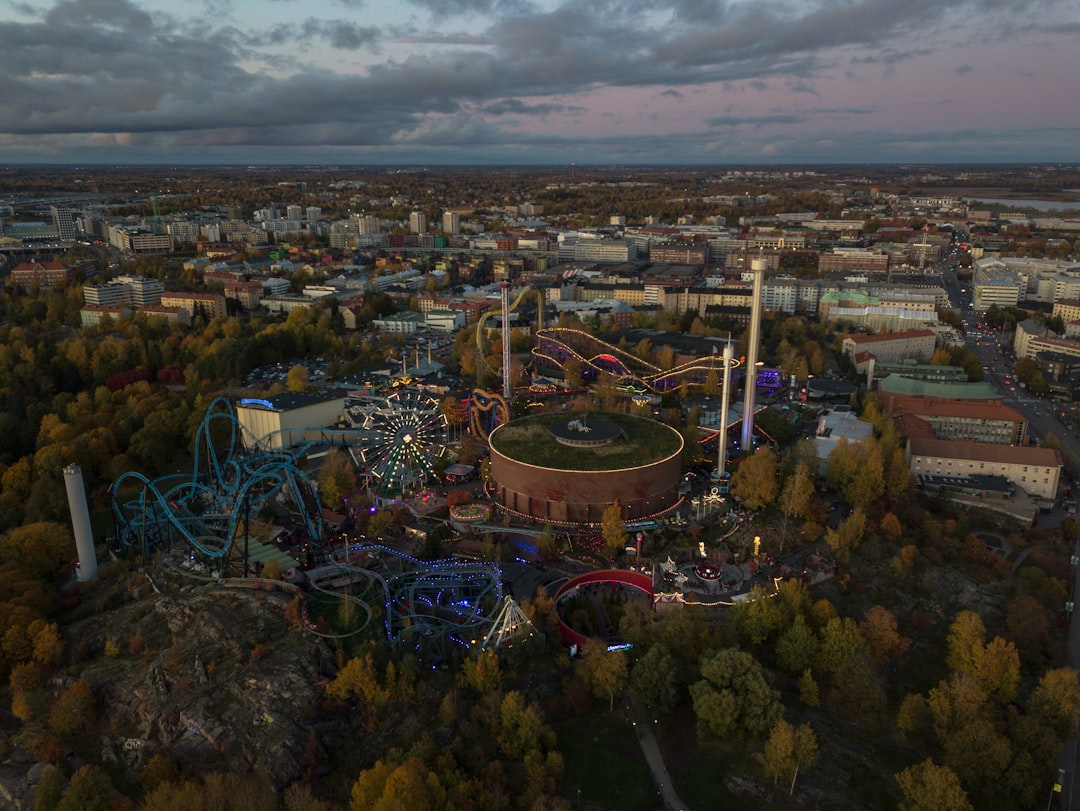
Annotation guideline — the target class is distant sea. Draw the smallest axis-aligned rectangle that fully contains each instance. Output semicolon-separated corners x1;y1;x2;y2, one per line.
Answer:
968;197;1080;212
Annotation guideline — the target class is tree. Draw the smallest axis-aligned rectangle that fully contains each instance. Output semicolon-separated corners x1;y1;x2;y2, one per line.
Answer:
733;586;785;645
945;610;986;676
859;605;910;668
536;524;559;560
730;447;778;511
498;690;555;759
1027;667;1080;739
815;616;866;677
600;499;627;559
56;765;113;811
775;615;819;674
286;363;309;392
580;641;628;711
778;463;815;546
459;649;502;693
350;757;446;811
690;648;782;740
825;507;866;565
758;719;797;787
48;678;95;738
563;356;584;389
975;636;1020;704
316;448;356;509
895;759;973;811
35;765;65;811
630;644;680;716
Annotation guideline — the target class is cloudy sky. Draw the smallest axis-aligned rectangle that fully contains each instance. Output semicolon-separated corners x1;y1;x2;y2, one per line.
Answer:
1;0;1078;165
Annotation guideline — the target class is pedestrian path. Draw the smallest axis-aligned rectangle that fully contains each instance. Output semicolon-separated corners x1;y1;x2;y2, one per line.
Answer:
623;693;691;811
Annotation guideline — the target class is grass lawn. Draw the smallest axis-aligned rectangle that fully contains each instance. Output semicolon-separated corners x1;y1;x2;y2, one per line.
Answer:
554;707;660;810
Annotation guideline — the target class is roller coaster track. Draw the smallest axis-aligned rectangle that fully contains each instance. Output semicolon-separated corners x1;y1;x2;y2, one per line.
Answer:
532;327;741;392
475;285;544;380
314;543;505;657
111;396;324;561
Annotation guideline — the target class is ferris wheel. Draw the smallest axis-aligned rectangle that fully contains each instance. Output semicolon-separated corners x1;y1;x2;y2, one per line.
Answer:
359;389;449;494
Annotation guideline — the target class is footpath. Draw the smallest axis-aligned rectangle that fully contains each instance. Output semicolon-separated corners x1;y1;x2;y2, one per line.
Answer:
623;694;690;811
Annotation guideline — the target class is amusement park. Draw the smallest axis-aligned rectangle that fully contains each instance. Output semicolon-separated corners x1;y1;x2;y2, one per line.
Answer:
91;259;833;669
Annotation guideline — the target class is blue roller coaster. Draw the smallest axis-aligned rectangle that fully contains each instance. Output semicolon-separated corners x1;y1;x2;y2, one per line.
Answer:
110;396;324;563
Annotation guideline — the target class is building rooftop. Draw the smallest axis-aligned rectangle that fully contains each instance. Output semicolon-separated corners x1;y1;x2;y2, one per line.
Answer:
907;436;1062;467
489;412;682;471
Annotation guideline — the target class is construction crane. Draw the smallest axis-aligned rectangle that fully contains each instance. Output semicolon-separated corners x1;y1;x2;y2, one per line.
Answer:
150;192;163;235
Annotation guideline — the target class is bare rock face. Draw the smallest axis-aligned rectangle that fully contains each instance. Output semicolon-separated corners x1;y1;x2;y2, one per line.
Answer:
15;584;347;793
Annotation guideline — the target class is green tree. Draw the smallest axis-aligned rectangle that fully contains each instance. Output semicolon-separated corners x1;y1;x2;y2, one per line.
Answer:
730;446;779;511
815;616;866;677
734;586;785;645
775;615;819;673
895;759;973;811
630;644;680;716
690;648;782;740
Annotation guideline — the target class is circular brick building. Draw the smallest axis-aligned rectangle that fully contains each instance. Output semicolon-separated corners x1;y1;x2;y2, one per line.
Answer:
488;412;683;524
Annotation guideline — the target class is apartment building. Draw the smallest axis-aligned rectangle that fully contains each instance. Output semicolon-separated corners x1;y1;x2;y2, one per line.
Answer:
907;437;1061;500
841;329;937;365
9;261;70;287
160;291;227;321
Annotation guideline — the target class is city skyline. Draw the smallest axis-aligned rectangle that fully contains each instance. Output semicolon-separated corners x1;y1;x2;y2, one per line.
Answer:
1;0;1079;165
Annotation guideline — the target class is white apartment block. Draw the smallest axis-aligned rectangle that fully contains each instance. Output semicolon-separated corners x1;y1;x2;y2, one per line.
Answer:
168;221;200;246
573;238;638;263
109;226;172;255
113;275;165;307
83;283;130;307
1013;319;1080;363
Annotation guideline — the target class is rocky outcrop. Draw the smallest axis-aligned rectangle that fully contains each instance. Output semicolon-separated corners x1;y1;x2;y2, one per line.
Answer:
1;582;348;804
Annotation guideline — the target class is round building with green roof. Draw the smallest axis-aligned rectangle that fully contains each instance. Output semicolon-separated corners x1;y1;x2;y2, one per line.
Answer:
488;412;684;524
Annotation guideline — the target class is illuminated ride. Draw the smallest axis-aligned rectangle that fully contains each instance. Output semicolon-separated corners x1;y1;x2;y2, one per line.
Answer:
356;389;449;495
312;544;524;659
110;396;324;562
532;328;741;393
475;284;544;380
468;387;510;442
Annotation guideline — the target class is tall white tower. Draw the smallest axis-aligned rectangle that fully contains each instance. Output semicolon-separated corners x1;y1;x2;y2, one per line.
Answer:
740;257;766;451
500;281;512;399
717;341;735;479
63;464;98;582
